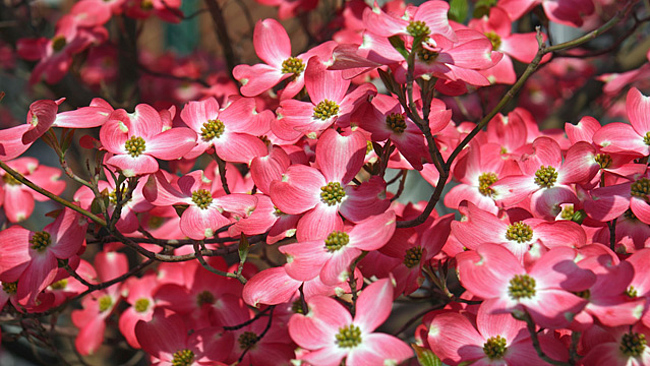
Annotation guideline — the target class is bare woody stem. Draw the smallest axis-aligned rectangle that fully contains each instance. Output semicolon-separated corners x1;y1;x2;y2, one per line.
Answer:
204;0;239;82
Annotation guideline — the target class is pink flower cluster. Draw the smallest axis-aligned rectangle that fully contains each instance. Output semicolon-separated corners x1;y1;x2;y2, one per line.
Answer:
1;0;648;365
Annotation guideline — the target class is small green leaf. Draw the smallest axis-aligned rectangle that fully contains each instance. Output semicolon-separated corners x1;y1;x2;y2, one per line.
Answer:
239;233;249;264
412;344;443;366
448;0;468;23
388;35;409;60
473;0;497;18
572;209;587;225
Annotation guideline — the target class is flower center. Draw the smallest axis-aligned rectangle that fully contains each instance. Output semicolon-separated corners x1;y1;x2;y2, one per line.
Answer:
386;113;407;134
197;290;216;306
561;205;575;220
50;279;68;290
335;324;362;348
325;231;350;252
98;295;113;312
534;165;558;188
191;189;213;210
291;299;304;314
478;172;498;197
134;298;150;313
30;231;52;252
124;136;146;158
108;186;130;205
313;100;340;121
51;35;67;52
171;349;195;366
406;20;430;38
626;286;638;298
320;182;346;206
483;335;507;359
2;173;20;186
484;31;502;50
620;332;647;357
238;331;258;350
403;246;423;268
595;153;612;169
508;274;536;300
281;56;305;76
201;119;225;141
644;132;650;146
505;222;533;243
2;281;17;295
630;178;650;200
417;48;439;64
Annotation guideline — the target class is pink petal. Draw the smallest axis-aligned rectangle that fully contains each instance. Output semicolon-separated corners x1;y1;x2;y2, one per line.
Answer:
22;100;58;144
565;116;601;144
281;241;328;281
320;246;362;285
254;19;291;67
316;129;366;183
348;210;396;251
456;243;524;299
242;267;301;307
428;312;485;364
354;278;394;333
630;197;650;225
0;125;32;161
180;206;230;240
234;63;286;97
346;333;413;366
129;104;164;139
305;57;349;103
270;165;325;215
213;132;267;164
627;87;650;135
296;204;344;242
3;187;34;222
288;295;350;349
105;154;159;177
146;127;197;160
0;226;32;281
594;122;648;156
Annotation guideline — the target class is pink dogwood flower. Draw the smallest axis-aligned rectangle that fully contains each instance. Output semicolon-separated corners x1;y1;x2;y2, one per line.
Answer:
180;96;269;163
456;243;596;329
0;207;87;306
270;129;389;241
144;170;258;240
280;210;396;285
428;301;568;365
99;103;197;177
233;18;334;100
288;278;413;365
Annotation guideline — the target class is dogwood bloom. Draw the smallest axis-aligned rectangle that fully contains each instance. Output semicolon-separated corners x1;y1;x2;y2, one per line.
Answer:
288;278;413;365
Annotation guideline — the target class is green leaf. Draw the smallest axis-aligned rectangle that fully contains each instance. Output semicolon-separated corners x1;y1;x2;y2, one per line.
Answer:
448;0;468;23
388;35;409;60
412;344;443;366
472;0;497;18
238;233;249;264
